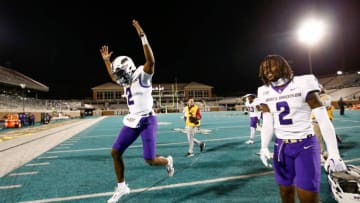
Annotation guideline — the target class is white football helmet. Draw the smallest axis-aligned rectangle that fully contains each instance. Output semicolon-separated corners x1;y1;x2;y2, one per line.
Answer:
327;164;360;203
111;56;136;85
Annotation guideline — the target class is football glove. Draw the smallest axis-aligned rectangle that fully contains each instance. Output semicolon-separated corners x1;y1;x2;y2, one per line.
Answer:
259;148;272;168
325;155;347;173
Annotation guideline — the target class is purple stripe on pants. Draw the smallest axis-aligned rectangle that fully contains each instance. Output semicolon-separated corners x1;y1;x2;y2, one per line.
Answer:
112;115;157;160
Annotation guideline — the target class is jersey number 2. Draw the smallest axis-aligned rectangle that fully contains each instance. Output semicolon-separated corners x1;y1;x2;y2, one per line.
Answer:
276;101;293;125
125;87;134;105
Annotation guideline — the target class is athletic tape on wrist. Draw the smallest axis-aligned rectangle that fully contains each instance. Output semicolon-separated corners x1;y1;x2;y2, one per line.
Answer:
141;35;148;45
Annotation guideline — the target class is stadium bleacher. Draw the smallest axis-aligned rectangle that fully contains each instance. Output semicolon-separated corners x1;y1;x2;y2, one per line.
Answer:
318;71;360;102
0;68;359;121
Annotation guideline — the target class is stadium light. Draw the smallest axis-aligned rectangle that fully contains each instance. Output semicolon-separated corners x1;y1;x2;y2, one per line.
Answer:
19;83;26;112
297;18;326;74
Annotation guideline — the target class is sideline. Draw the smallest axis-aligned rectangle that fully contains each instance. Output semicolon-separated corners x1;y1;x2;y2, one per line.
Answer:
0;117;105;177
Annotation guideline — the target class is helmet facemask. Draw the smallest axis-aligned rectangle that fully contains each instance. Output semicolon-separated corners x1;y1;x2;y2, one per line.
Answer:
111;56;136;86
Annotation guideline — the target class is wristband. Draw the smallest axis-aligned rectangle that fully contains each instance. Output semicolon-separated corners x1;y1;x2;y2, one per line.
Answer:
141;34;149;46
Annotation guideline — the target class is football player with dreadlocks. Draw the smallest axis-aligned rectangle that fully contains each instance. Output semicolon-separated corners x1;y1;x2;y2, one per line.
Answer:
100;19;174;203
257;54;346;203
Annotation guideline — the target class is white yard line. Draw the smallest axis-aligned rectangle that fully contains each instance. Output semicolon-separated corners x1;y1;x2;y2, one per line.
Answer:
0;184;22;189
17;157;360;203
9;171;38;176
37;156;58;159
19;170;274;203
25;162;49;167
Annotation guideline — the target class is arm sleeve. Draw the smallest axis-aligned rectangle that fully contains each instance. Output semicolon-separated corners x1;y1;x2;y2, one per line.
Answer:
312;106;340;157
260;112;274;149
257;86;273;149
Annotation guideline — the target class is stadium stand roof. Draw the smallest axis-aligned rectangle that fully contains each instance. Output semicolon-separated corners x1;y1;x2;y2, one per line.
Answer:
91;82;122;91
0;66;49;92
91;81;214;91
184;81;213;89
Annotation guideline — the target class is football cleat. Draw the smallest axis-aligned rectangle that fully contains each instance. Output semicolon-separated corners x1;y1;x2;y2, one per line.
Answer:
185;153;194;157
107;184;130;203
200;142;206;152
166;156;174;176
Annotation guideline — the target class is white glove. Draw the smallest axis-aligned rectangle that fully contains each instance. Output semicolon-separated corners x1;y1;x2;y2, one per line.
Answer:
324;155;347;172
259;148;272;168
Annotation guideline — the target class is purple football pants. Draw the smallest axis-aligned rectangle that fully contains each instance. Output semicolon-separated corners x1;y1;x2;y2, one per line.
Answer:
273;135;321;192
250;116;258;128
112;115;157;160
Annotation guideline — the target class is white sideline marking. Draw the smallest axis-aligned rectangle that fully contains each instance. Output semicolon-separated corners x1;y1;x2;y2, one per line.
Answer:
38;156;58;159
0;184;22;189
18;170;274;203
26;162;49;167
9;171;38;176
59;143;73;146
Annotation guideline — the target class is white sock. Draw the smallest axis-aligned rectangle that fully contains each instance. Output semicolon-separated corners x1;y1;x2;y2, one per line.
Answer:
167;157;172;165
118;182;126;188
250;127;256;140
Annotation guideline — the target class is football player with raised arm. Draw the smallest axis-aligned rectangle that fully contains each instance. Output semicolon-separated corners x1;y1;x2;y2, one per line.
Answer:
257;55;346;203
100;19;174;203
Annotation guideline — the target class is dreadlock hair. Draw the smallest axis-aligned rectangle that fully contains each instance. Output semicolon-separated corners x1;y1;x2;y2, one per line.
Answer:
259;54;294;86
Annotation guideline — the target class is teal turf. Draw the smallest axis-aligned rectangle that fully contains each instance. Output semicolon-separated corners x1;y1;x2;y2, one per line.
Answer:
1;111;359;202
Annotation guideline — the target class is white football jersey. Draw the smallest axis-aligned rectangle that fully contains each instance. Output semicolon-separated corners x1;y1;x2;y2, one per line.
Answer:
123;66;153;115
257;75;320;139
245;98;260;118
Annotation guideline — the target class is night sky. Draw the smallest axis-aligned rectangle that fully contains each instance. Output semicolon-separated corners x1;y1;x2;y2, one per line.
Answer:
0;1;359;99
